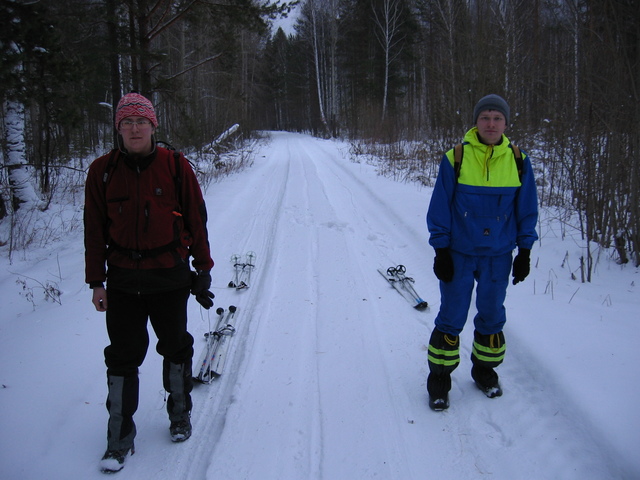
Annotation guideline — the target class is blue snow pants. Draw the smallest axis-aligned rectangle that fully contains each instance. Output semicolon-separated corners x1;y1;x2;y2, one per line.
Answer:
434;251;512;336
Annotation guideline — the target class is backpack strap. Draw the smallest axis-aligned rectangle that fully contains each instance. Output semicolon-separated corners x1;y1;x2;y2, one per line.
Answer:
157;141;185;213
102;149;119;184
173;150;183;213
509;143;524;182
453;143;465;179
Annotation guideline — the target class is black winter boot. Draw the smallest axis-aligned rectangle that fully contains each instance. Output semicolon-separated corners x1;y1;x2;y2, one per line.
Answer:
100;444;135;473
427;373;451;411
471;365;503;398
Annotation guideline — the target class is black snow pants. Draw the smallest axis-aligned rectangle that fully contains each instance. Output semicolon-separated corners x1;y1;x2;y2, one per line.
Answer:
104;287;194;450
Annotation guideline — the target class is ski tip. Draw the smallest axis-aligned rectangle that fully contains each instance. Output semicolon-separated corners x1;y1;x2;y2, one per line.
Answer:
216;307;225;315
228;305;237;313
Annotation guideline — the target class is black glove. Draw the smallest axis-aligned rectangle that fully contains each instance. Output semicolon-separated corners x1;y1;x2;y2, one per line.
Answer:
433;248;454;283
512;248;531;285
191;270;214;309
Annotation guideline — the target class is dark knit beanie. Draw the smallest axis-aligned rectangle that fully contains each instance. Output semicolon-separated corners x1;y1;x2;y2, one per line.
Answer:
473;94;510;124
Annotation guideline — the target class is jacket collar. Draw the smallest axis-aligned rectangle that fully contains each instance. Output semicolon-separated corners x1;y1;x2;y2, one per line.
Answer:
120;139;158;171
464;127;510;153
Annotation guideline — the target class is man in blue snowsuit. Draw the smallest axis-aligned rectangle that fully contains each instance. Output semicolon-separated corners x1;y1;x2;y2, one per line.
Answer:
426;94;538;410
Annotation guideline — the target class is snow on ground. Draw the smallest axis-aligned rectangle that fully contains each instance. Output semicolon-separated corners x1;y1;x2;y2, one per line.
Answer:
0;131;638;479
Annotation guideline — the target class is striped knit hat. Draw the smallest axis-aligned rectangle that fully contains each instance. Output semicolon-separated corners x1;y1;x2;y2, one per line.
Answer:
115;93;158;129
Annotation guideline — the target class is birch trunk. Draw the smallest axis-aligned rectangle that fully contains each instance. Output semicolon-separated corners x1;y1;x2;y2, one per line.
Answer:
310;4;331;136
3;98;41;212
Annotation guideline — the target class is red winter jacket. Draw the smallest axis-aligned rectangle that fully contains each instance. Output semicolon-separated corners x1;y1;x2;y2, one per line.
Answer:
84;147;214;293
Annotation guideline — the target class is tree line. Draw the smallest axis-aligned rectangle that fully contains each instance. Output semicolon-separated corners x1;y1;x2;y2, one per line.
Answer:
1;0;639;268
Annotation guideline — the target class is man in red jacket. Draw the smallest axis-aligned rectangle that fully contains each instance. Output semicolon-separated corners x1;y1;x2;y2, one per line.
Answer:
84;93;214;473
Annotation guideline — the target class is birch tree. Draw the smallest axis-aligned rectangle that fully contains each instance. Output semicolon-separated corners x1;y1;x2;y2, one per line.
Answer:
307;0;332;135
371;0;405;122
0;3;43;215
3;89;41;212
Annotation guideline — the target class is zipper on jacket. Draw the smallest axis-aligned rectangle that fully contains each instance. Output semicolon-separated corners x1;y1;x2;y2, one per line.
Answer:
144;201;150;232
486;146;494;181
135;167;142;259
137;169;142;295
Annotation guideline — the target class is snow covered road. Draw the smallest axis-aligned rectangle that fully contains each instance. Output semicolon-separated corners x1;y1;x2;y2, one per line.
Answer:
1;131;637;479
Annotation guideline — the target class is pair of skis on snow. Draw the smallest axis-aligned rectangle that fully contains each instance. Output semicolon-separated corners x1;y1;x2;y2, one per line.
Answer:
378;264;429;310
194;252;257;383
228;252;256;290
194;306;238;383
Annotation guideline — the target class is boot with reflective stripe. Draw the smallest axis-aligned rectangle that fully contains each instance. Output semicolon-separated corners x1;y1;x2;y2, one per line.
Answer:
471;331;505;398
427;329;460;375
471;330;506;368
427;329;460;410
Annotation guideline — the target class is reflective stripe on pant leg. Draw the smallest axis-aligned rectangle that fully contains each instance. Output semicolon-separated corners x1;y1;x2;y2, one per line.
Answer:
106;375;138;451
427;328;460;375
471;330;506;368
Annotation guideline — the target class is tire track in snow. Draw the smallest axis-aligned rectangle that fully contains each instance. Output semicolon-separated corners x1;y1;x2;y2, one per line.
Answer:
193;140;296;478
204;133;325;479
230;134;418;478
295;136;428;478
207;132;420;479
